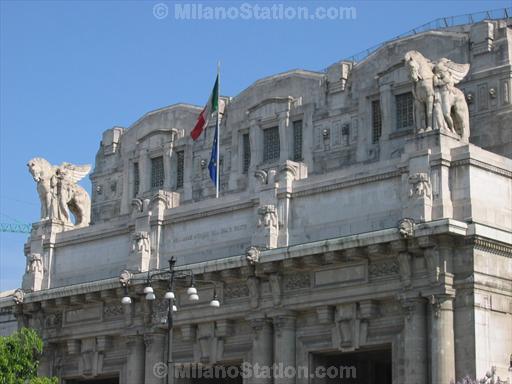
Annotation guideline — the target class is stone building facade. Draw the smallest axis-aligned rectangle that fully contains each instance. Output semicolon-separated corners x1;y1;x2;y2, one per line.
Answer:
1;16;512;384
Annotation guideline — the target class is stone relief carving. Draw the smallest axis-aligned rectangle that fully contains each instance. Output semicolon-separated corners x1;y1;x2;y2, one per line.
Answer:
332;302;370;352
22;253;43;292
103;303;124;319
194;323;224;364
13;289;24;304
245;246;261;265
283;272;311;290
44;313;62;329
132;231;150;258
224;284;250;300
398;218;415;238
268;273;282;306
368;259;400;278
397;252;412;288
408;173;432;200
257;205;278;230
27;157;91;227
478;366;509;384
405;51;470;140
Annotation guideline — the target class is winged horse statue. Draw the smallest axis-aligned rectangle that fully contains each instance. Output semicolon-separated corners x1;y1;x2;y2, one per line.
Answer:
27;158;91;228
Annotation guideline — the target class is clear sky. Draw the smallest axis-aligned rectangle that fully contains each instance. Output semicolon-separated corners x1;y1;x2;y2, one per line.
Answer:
0;0;509;291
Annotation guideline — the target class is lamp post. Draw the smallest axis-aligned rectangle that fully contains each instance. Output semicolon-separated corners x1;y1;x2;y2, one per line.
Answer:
119;257;220;384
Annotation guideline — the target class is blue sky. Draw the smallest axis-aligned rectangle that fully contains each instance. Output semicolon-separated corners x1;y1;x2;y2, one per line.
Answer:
0;0;509;291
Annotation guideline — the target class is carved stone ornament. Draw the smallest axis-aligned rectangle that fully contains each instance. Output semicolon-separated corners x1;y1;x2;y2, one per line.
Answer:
257;205;278;230
22;253;44;292
404;50;470;140
132;231;150;255
398;218;415;239
13;289;25;304
245;246;261;265
408;173;432;200
119;270;132;286
27;157;91;227
478;366;509;384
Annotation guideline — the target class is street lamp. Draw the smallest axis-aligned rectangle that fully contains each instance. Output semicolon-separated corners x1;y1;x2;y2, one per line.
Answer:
119;257;220;384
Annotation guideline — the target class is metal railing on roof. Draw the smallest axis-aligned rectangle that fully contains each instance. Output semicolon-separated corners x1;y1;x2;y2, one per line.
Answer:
343;7;511;64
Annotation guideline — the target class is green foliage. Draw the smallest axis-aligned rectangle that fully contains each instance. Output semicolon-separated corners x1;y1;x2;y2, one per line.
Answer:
0;328;57;384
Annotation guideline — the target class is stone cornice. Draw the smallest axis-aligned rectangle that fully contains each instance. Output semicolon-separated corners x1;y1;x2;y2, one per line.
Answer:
292;169;402;198
451;158;512;178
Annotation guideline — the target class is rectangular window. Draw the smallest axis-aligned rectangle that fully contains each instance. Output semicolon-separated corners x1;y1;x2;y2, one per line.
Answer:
372;100;382;143
293;120;303;161
263;126;280;163
133;162;140;197
242;133;250;174
176;150;184;188
151;156;164;189
396;92;414;129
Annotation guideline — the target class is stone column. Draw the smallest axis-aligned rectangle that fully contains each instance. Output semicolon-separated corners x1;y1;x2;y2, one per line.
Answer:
249;119;262;170
144;332;166;384
163;143;173;190
126;335;145;384
272;312;296;384
278;110;290;162
430;295;456;383
139;150;151;194
401;298;427;384
248;315;273;384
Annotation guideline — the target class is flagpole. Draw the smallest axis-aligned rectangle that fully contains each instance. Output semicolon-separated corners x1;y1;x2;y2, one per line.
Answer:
215;61;220;198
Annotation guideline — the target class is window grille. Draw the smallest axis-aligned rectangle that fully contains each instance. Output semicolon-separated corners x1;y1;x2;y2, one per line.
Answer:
263;127;280;163
293;120;303;161
242;133;250;173
396;92;414;129
176;151;184;188
372;100;382;143
151;156;164;189
133;162;140;197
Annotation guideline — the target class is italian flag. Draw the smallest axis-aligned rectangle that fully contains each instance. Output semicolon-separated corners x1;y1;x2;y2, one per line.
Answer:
190;75;219;141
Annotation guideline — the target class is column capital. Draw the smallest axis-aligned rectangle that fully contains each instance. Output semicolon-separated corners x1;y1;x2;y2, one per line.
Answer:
429;294;455;318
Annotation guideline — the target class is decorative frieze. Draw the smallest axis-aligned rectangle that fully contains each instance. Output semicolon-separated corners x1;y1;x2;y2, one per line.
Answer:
283;272;311;290
223;284;250;300
44;312;62;329
103;303;124;319
368;259;400;279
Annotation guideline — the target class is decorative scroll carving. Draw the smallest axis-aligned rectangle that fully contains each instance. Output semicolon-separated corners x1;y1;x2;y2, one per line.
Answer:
27;157;91;227
404;51;470;140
